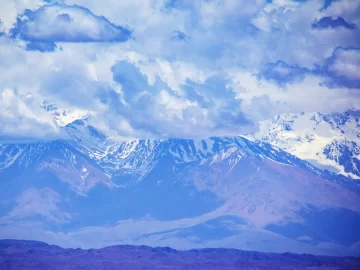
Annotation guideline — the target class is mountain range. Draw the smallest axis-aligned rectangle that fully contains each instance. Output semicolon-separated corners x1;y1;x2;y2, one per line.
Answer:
1;240;359;270
0;108;359;256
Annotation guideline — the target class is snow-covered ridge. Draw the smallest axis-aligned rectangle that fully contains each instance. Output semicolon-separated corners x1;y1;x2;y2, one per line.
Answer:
246;111;360;179
3;103;357;182
39;101;359;179
41;100;90;127
60;118;341;183
1;115;325;183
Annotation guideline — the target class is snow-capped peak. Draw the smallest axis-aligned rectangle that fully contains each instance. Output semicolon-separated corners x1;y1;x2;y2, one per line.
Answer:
246;111;360;179
41;99;90;127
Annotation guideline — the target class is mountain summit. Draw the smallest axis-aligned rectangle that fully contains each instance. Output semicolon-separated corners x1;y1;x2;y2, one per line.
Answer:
247;111;360;179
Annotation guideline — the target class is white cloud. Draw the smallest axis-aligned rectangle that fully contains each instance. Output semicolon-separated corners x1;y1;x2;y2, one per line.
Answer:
0;88;62;141
325;0;360;22
328;48;360;81
11;4;131;43
229;71;359;121
0;0;43;33
61;0;359;71
0;0;359;141
252;11;271;32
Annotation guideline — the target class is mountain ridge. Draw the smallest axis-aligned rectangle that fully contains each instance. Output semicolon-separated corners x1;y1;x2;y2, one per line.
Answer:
1;239;359;270
246;110;360;179
1;111;360;256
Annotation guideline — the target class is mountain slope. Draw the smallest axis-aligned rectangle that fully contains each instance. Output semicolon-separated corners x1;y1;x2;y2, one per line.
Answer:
247;111;360;179
1;122;360;256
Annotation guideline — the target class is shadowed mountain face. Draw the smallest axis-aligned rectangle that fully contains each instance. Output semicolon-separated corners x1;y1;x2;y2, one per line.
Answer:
0;120;360;256
1;240;360;270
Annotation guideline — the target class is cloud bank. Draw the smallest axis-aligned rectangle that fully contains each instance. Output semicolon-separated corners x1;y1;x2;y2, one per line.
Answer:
0;0;359;141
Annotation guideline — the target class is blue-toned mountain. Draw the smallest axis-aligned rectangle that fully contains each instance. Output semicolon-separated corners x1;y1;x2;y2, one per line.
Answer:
0;119;360;256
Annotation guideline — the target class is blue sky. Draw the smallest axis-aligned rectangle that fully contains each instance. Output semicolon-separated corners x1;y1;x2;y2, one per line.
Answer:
0;0;359;141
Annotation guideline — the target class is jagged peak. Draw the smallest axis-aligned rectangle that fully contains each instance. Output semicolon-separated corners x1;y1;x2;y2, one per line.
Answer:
249;111;360;179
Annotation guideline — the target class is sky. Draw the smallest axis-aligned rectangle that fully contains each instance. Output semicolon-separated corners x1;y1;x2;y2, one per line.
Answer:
0;0;359;141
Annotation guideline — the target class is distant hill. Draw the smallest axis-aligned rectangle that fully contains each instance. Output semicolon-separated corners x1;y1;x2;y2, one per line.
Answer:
1;239;359;270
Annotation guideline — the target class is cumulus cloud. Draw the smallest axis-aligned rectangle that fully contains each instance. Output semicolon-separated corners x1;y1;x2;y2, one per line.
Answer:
230;71;359;121
0;0;359;142
312;16;356;30
26;41;58;52
0;88;63;142
109;60;255;138
0;37;113;141
170;30;188;42
112;60;151;101
321;0;338;11
325;47;360;88
259;61;310;85
11;4;132;43
0;0;43;33
62;0;359;70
